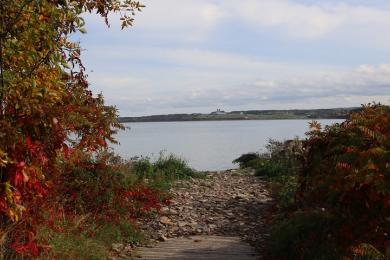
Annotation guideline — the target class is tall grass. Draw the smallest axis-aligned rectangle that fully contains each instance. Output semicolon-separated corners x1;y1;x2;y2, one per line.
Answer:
132;153;199;190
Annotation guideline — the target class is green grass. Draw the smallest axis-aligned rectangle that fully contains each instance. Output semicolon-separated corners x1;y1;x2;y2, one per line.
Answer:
37;221;109;260
131;153;201;190
37;217;143;260
94;221;143;247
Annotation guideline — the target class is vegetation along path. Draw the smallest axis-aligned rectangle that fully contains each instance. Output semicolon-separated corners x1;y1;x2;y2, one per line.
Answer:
129;169;273;259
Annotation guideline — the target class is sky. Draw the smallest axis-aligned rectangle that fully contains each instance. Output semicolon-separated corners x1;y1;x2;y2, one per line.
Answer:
78;0;390;116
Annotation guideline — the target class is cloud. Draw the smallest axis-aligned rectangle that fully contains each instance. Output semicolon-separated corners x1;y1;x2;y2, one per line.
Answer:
357;64;376;74
220;0;390;41
83;0;390;42
357;64;390;75
132;0;227;42
85;46;390;115
78;1;390;115
122;0;390;41
230;0;341;39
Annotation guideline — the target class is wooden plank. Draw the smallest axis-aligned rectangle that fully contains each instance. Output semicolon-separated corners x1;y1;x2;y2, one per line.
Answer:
130;236;258;260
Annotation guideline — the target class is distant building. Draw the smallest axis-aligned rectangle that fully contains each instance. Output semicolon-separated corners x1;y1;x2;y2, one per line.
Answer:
211;109;226;115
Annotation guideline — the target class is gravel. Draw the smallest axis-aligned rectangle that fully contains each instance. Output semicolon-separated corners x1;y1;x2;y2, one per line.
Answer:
138;169;273;256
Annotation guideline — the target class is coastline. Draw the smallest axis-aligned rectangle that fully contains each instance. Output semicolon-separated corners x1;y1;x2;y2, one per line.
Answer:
119;107;358;123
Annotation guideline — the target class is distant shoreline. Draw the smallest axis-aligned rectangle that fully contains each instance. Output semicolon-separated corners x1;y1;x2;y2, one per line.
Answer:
119;107;359;123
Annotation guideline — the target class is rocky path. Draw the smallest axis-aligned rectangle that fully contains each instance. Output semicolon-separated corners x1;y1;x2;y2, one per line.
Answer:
130;169;273;259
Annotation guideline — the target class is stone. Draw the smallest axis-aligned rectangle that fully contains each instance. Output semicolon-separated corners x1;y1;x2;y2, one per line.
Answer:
158;234;168;242
160;216;172;225
208;224;217;229
111;243;124;253
178;221;187;227
169;209;178;215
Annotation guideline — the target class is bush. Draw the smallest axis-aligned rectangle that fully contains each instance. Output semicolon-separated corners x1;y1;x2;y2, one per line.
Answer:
129;153;198;191
153;153;196;179
21;151;201;258
299;104;389;257
234;138;303;178
270;210;342;259
232;153;262;169
0;1;143;257
255;160;286;178
7;151;168;258
270;175;298;210
54;151;163;219
271;104;390;259
132;158;154;178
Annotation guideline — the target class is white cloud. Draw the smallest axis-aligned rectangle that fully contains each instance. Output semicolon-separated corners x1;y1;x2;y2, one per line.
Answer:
254;80;278;88
79;1;390;115
221;0;390;40
83;0;390;46
132;0;226;42
356;63;390;78
378;64;390;74
113;0;390;41
230;0;341;39
357;64;376;74
138;0;225;28
86;46;390;115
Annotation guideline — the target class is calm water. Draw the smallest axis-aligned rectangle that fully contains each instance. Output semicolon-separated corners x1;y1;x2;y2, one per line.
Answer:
112;119;343;171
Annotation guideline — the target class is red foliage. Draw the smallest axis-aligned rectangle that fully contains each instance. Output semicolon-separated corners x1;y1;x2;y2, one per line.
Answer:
298;104;390;257
11;232;40;257
0;1;143;256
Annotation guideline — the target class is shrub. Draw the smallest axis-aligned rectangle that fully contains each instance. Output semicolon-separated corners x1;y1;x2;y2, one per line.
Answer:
153;153;196;180
233;153;262;168
12;151;167;258
132;158;154;178
234;138;303;178
270;210;343;259
271;104;390;259
298;104;389;257
270;175;298;210
128;153;198;191
255;160;286;178
54;152;163;219
0;1;144;257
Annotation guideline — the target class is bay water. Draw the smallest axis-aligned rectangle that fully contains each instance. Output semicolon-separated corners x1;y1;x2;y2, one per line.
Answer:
112;119;343;171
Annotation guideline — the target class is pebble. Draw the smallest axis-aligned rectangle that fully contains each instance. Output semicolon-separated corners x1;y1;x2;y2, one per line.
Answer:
158;235;168;242
111;243;124;253
159;216;172;225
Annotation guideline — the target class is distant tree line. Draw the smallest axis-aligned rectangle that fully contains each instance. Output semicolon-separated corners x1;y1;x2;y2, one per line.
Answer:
119;107;360;123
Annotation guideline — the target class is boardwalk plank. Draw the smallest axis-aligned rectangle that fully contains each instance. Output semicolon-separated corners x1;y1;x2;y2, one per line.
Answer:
130;236;258;260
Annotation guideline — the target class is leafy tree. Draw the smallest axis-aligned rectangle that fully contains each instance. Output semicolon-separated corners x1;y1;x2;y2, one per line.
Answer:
0;0;144;255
